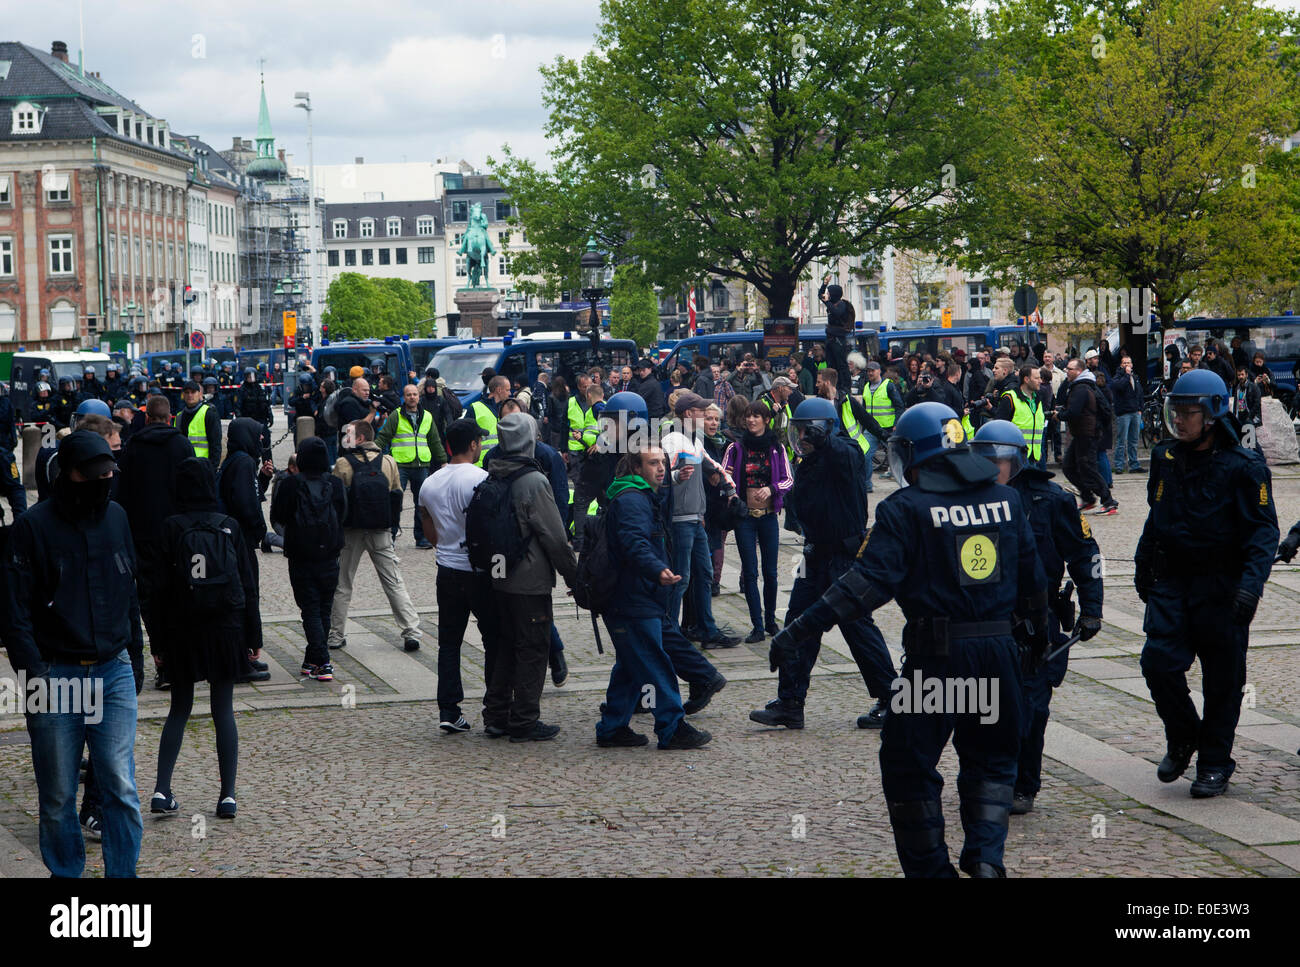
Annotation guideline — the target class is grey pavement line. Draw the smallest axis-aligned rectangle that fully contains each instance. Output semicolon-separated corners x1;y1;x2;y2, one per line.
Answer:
0;812;39;878
1043;721;1300;868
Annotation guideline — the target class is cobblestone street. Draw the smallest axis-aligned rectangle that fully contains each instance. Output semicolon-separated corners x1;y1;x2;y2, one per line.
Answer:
3;435;1300;877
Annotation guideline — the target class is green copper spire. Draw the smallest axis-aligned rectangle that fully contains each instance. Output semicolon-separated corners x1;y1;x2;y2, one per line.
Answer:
248;68;287;180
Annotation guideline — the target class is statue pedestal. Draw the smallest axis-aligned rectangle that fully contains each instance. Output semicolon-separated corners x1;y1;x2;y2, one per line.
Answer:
454;288;501;339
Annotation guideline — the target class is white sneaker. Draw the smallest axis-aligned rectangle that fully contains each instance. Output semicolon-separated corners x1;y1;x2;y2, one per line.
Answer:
439;716;471;734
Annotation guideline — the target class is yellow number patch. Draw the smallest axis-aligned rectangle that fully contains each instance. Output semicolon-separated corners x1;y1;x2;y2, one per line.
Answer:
1260;482;1269;506
1079;514;1092;539
959;534;996;581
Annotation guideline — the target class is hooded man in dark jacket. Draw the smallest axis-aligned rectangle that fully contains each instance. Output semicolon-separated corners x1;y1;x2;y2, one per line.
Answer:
595;445;715;751
3;430;146;878
628;358;668;419
481;413;578;742
217;418;274;681
818;280;855;391
116;394;197;688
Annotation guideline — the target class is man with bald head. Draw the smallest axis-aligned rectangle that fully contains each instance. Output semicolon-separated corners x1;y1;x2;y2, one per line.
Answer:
467;375;511;469
333;376;376;452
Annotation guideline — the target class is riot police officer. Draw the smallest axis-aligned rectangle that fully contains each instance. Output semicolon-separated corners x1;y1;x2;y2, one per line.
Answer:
1135;371;1278;798
217;362;237;419
51;377;79;429
0;380;25;517
127;376;149;411
771;402;1048;877
749;397;897;730
80;366;105;403
972;421;1103;814
29;381;56;425
102;363;126;403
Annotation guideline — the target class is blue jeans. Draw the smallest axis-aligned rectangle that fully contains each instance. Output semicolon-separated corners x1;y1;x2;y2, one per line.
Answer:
1098;449;1113;487
396;463;430;541
1115;411;1141;469
670;519;719;638
26;652;143;878
597;614;686;747
863;433;879;493
733;512;779;632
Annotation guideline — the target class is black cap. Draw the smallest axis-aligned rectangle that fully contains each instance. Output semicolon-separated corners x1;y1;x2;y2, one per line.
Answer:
637;357;656;369
113;398;135;411
182;379;201;392
58;430;116;479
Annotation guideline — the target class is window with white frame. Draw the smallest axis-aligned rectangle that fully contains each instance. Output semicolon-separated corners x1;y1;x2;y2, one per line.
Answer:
453;233;462;246
495;200;511;221
45;172;70;203
498;231;510;246
968;281;991;319
916;283;943;317
417;246;435;264
711;281;729;311
332;219;347;239
11;101;44;134
359;218;374;238
145;241;153;278
0;175;10;204
498;255;510;276
49;302;76;339
417;216;434;236
386;216;401;237
48;235;74;274
455;256;467;277
861;283;881;321
0;236;12;276
0;302;16;341
106;235;115;277
133;238;140;275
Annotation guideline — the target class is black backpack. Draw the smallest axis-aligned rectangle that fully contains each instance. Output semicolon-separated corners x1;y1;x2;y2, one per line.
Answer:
342;452;391;530
290;476;342;558
570;502;619;654
1093;382;1114;427
174;512;244;616
464;466;533;575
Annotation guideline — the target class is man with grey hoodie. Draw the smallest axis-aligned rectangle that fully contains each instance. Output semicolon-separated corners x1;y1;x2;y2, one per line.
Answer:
482;413;579;742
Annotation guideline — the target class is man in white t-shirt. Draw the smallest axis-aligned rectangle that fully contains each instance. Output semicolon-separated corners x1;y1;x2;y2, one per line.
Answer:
417;417;501;734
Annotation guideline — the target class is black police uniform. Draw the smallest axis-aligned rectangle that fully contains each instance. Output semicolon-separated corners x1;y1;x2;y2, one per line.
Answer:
0;393;24;516
1009;466;1102;800
51;391;77;429
1135;431;1278;782
29;394;55;426
787;449;1047;877
778;431;895;712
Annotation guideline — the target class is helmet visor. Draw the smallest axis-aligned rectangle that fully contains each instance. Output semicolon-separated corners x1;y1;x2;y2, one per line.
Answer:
970;441;1027;477
1164;398;1210;441
794;420;830;456
887;436;912;487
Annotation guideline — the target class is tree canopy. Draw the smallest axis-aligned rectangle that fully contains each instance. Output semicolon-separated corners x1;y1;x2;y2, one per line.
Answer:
321;274;436;340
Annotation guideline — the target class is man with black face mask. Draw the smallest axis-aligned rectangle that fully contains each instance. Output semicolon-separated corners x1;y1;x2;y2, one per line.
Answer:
3;430;146;877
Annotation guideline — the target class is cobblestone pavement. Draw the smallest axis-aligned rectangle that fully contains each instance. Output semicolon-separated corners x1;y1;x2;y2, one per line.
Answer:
2;432;1300;876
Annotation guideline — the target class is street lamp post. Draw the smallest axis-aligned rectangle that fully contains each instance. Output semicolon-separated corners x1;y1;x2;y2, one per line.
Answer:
579;237;605;349
293;92;319;350
273;276;304;351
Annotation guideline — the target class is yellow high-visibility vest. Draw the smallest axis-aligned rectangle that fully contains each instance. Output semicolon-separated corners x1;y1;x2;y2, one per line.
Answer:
470;400;498;467
390;409;434;464
866;381;897;429
1003;389;1045;461
840;397;870;454
177;403;212;458
567;397;588;453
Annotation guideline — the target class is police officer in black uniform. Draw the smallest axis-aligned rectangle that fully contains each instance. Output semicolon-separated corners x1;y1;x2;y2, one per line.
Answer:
771;401;1048;877
749;397;897;730
127;376;149;411
0;380;25;518
972;421;1103;815
1136;370;1278;798
30;380;56;425
51;377;79;429
102;363;126;403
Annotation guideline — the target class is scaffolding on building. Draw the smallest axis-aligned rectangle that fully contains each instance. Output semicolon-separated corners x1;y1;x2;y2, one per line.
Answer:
238;180;310;348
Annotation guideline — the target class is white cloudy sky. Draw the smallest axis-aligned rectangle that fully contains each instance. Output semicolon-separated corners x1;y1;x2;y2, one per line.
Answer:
7;0;602;170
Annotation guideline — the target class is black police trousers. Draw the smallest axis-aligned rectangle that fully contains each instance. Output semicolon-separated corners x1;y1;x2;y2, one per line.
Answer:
1140;574;1249;772
1017;615;1069;798
778;549;896;705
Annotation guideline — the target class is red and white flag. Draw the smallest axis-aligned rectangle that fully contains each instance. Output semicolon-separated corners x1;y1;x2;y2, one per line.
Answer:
688;286;697;334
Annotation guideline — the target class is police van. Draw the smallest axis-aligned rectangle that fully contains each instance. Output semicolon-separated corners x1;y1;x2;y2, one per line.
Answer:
8;350;112;422
408;338;474;375
880;324;1040;361
656;326;883;389
430;332;639;406
309;337;417;388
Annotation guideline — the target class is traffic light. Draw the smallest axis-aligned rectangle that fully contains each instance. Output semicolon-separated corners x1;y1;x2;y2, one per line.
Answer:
183;285;196;305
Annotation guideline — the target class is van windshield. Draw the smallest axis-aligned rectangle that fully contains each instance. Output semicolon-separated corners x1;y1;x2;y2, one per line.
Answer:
431;351;502;392
54;361;106;381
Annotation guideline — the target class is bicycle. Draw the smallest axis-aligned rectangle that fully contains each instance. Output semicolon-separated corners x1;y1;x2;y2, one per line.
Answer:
1139;386;1167;451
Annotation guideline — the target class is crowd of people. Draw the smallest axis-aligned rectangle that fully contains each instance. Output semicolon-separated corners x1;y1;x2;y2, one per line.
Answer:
0;313;1288;879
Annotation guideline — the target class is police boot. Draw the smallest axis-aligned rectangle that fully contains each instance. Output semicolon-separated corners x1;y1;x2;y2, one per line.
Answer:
1189;766;1232;799
887;800;956;878
856;699;887;730
1010;792;1035;815
967;862;1005;878
1157;743;1195;783
748;699;804;729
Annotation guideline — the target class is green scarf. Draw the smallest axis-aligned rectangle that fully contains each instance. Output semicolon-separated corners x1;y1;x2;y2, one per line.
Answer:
606;474;653;499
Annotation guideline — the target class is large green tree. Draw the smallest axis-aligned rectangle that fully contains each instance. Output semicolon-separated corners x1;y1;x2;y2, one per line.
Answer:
321;274;436;339
956;0;1300;335
609;264;660;348
493;0;984;316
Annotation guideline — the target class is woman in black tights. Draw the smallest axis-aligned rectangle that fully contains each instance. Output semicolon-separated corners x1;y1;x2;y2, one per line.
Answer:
151;458;260;820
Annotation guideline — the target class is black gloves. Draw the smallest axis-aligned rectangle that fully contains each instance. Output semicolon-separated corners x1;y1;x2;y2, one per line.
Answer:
769;619;810;672
1232;588;1259;625
1134;558;1154;603
1076;615;1102;641
1277;534;1300;563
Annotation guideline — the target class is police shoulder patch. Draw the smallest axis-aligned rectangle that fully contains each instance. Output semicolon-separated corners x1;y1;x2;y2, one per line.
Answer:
1079;514;1092;539
1259;482;1269;507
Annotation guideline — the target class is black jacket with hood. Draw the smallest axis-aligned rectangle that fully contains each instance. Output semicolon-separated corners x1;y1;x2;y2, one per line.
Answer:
116;420;197;550
218;417;272;541
270;436;348;561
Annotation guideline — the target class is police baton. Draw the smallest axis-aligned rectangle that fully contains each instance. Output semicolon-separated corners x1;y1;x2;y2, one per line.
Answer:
1041;629;1082;666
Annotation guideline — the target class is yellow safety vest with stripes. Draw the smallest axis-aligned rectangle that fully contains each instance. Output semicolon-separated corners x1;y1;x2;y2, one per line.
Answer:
566;397;588;453
580;405;600;449
1003;389;1045;461
470;400;498;468
866;381;897;429
390;408;434;464
177;403;212;459
840;397;870;455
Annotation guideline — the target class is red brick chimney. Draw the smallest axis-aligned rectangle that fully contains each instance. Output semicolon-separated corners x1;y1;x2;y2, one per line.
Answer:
51;41;69;63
